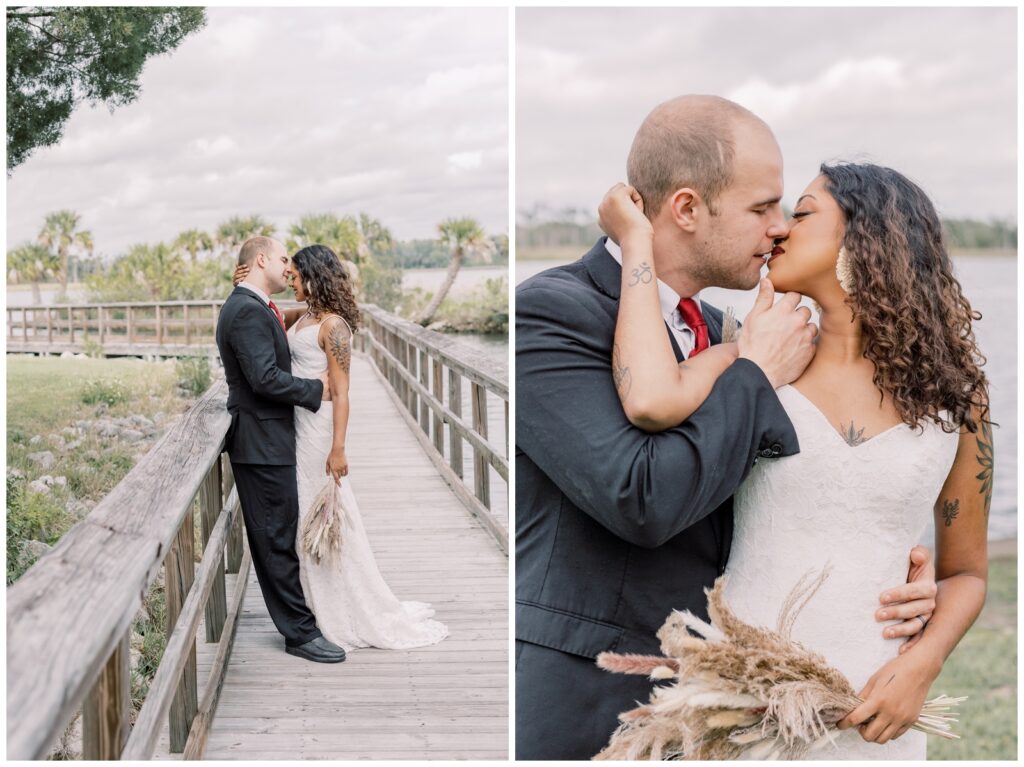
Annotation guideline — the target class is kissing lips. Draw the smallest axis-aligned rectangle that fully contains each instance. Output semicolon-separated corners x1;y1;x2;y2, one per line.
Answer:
767;245;785;263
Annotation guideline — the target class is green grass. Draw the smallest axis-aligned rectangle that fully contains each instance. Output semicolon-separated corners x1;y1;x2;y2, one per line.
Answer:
927;556;1017;760
7;356;183;582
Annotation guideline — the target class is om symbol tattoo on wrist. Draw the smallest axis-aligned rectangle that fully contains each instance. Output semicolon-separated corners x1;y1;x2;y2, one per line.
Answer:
629;262;653;287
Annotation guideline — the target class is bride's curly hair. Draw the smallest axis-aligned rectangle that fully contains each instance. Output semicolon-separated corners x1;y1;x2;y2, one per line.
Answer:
821;162;988;433
291;244;361;332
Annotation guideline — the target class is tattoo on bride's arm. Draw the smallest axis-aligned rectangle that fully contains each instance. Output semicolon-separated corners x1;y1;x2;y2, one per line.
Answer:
328;323;352;373
612;343;631;399
840;420;866;447
975;420;993;519
628;262;653;286
941;498;960;527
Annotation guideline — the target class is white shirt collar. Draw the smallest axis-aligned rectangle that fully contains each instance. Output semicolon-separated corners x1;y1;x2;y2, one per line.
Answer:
604;237;701;319
237;281;271;305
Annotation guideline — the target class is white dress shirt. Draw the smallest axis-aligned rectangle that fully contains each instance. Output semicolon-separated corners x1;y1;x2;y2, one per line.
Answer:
237;281;271;305
604;238;703;358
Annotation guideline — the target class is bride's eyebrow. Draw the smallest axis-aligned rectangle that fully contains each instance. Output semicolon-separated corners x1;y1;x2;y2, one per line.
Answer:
795;194;817;205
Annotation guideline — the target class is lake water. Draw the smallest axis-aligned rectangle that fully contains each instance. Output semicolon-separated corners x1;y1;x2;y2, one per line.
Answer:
517;254;1017;542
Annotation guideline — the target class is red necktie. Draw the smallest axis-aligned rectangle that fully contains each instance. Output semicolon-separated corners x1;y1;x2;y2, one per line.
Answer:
268;300;285;330
677;297;709;358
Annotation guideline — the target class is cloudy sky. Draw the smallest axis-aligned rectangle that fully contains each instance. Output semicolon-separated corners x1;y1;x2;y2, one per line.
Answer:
517;7;1016;222
7;7;508;256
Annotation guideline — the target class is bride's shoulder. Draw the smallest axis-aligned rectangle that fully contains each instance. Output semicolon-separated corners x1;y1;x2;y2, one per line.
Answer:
316;314;353;348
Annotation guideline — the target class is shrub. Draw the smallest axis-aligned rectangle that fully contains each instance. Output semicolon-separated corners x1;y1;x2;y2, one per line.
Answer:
80;378;131;406
6;476;73;584
175;356;211;397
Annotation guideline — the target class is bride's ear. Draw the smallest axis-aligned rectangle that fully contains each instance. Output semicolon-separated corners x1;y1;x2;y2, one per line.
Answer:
666;187;702;233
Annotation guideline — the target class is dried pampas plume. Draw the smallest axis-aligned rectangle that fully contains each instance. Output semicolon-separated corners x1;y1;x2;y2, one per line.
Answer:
720;307;738;344
301;479;345;564
594;569;965;760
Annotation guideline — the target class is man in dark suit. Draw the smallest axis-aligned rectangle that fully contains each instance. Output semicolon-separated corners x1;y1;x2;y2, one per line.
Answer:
216;235;345;663
515;96;936;758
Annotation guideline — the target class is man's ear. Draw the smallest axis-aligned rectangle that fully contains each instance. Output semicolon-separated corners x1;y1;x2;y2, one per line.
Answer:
666;187;703;233
253;251;266;270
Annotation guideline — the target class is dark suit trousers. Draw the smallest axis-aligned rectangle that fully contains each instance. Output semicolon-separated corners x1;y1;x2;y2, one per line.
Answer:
515;640;657;760
232;462;321;647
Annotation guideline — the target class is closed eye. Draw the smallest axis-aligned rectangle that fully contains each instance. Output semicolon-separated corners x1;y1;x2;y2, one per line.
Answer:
791;211;812;220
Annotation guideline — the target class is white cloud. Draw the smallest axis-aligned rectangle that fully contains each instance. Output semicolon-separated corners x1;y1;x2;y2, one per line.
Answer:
6;7;508;253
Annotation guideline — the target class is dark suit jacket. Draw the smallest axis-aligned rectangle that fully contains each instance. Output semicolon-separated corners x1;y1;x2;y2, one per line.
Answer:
516;237;799;671
215;286;323;465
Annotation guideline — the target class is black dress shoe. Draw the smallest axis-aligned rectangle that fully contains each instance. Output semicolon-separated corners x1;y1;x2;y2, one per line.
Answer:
286;635;346;663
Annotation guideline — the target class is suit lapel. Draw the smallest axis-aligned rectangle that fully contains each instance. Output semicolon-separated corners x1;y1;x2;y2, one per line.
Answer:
232;286;288;348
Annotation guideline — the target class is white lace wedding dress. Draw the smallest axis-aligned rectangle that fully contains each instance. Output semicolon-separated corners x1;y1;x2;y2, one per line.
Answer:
724;384;958;760
288;319;448;651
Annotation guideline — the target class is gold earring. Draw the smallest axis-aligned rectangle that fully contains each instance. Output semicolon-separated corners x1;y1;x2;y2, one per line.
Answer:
836;246;854;295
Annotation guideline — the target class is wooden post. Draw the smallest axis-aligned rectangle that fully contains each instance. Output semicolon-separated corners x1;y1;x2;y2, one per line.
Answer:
82;634;131;759
127;306;135;345
471;382;490;509
98;306;106;346
68;307;74;344
449;369;464;479
405;341;417;418
223;456;243;574
200;461;227;643
418;348;430;435
184;304;191;346
432;358;444;454
164;510;198;753
46;307;53;344
156;305;164;347
22;307;28;340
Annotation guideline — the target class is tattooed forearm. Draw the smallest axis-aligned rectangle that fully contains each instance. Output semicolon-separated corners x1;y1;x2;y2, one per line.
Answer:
975;419;993;519
328;321;352;373
612;343;632;399
628;262;653;286
840;420;866;446
941;498;960;527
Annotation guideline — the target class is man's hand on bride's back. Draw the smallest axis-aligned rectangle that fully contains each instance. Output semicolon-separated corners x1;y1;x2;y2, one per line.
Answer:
598;183;653;245
738;278;817;388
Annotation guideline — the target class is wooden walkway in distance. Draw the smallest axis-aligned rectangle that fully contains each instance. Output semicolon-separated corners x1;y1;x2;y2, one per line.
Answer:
154;354;508;760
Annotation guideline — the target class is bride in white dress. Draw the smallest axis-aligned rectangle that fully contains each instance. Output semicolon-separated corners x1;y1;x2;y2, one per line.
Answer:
243;244;447;652
602;162;991;758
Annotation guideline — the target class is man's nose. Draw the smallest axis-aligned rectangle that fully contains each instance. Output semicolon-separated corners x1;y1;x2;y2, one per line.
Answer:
767;215;791;242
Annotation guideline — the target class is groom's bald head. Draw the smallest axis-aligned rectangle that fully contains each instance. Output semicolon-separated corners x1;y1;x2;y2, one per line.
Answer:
627;95;771;218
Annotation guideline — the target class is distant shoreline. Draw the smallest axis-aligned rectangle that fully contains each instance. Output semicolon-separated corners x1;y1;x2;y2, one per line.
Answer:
989;537;1016;560
515;246;1018;262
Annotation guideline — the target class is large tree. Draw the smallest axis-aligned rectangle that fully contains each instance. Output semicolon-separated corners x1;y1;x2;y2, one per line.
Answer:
7;242;58;304
38;209;92;297
416;217;491;326
6;7;206;171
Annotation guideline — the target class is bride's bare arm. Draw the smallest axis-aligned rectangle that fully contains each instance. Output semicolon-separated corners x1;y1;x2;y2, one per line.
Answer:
600;183;737;433
320;316;353;483
838;401;991;744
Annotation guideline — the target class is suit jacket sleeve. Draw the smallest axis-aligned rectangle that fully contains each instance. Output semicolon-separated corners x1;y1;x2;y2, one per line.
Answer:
516;282;799;549
228;303;323;411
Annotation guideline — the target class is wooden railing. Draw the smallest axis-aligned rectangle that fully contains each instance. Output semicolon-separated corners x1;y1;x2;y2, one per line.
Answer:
6;382;250;760
359;305;509;552
6;301;222;355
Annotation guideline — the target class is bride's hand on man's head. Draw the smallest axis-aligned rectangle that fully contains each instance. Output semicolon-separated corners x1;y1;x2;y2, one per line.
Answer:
233;263;250;287
598;183;652;245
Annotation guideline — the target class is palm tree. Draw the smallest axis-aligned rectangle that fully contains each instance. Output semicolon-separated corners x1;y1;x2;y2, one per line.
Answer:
286;213;363;284
215;215;275;257
120;243;185;300
174;229;214;265
8;242;59;304
38;210;93;297
416;217;491;325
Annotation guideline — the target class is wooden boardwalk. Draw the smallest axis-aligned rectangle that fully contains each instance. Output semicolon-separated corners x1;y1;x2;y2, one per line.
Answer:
154;354;508;760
